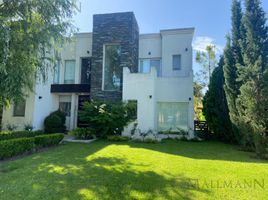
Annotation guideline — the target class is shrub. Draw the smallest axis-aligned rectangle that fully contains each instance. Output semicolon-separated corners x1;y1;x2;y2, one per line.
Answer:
44;110;66;133
24;123;34;131
0;137;35;160
79;100;133;138
34;133;64;148
69;128;96;140
143;138;158;143
0;130;44;141
107;135;129;142
6;123;17;131
159;128;188;136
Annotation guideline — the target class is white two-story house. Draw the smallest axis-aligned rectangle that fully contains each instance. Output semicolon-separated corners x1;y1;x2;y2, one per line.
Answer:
1;12;194;136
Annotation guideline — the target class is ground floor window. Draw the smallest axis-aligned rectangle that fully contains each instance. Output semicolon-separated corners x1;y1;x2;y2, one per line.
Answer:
59;96;71;117
13;100;26;117
157;102;188;132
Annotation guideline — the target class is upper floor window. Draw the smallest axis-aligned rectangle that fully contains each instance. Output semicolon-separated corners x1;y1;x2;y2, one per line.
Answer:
53;60;60;84
103;44;121;91
172;55;181;70
13;100;26;117
139;59;161;77
64;60;75;84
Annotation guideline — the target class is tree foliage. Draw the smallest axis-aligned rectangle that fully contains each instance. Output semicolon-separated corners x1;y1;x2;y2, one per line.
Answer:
79;101;135;138
0;0;77;106
236;0;268;158
203;57;234;142
196;45;217;88
223;0;268;158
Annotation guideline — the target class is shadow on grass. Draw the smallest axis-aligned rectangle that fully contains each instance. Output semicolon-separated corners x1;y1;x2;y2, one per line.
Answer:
35;156;209;200
126;139;268;164
0;141;210;200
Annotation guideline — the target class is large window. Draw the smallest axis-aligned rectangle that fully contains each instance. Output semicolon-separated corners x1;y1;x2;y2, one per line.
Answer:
103;44;121;91
64;60;75;84
53;60;60;84
13;100;26;117
59;96;71;117
172;55;181;70
157;102;188;132
139;59;161;76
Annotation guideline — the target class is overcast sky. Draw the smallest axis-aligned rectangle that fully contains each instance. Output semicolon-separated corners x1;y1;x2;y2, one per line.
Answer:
73;0;268;73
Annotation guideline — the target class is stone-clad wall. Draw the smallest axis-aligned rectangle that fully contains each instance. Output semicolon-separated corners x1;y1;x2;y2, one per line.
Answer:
91;12;139;101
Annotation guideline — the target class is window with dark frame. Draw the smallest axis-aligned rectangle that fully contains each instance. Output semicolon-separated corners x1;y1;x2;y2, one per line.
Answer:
172;55;181;70
13;100;26;117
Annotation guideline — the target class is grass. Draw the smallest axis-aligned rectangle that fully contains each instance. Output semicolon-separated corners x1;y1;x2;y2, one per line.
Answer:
0;140;268;200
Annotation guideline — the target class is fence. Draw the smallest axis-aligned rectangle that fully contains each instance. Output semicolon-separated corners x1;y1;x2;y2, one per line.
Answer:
194;120;208;132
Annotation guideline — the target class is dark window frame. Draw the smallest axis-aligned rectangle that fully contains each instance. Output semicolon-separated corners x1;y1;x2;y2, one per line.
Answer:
172;54;182;70
13;100;26;117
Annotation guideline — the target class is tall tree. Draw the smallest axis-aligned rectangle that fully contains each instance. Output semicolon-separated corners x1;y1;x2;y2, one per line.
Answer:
196;45;217;88
203;57;233;142
237;0;268;158
0;0;77;106
223;0;244;143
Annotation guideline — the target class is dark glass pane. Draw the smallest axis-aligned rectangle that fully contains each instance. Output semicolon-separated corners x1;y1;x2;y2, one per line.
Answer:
104;45;121;91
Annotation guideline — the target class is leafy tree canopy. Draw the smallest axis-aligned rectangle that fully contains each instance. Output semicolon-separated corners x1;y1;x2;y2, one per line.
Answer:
0;0;77;106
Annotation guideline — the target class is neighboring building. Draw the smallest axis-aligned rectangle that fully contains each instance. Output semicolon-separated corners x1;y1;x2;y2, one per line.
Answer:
1;12;195;136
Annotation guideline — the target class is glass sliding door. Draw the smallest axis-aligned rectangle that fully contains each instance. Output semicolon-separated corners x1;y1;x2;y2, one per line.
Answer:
157;102;188;132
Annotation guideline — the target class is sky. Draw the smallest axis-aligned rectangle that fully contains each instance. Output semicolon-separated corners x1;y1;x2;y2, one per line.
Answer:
72;0;268;73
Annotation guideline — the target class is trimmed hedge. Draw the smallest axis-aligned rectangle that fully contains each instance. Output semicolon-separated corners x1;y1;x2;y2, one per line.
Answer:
0;137;35;160
0;130;44;141
0;133;64;160
34;133;64;148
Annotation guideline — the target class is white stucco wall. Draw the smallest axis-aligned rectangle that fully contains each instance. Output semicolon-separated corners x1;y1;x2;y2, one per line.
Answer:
32;78;59;130
123;28;195;136
139;34;162;59
123;67;157;132
123;67;194;134
161;29;194;77
1;92;35;131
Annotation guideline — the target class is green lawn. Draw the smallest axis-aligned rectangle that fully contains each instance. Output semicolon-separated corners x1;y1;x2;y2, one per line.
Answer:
0;140;268;200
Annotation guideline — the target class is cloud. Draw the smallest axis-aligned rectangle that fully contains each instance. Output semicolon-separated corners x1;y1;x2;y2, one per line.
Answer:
192;36;223;54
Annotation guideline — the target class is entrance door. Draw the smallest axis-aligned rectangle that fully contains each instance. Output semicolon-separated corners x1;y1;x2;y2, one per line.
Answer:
59;95;72;130
81;58;91;84
77;95;91;127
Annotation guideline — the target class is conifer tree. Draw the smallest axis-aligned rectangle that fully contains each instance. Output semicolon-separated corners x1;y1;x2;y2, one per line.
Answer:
237;0;268;158
203;57;233;142
223;0;244;142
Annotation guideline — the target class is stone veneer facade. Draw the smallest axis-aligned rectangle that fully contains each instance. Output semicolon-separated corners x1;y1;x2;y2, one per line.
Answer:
91;12;139;101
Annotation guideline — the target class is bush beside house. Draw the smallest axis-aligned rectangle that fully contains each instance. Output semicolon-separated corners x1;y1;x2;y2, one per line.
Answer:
44;110;66;133
79;100;134;138
69;128;96;140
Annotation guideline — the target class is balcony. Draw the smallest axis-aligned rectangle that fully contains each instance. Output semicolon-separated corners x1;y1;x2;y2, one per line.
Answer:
50;84;90;93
